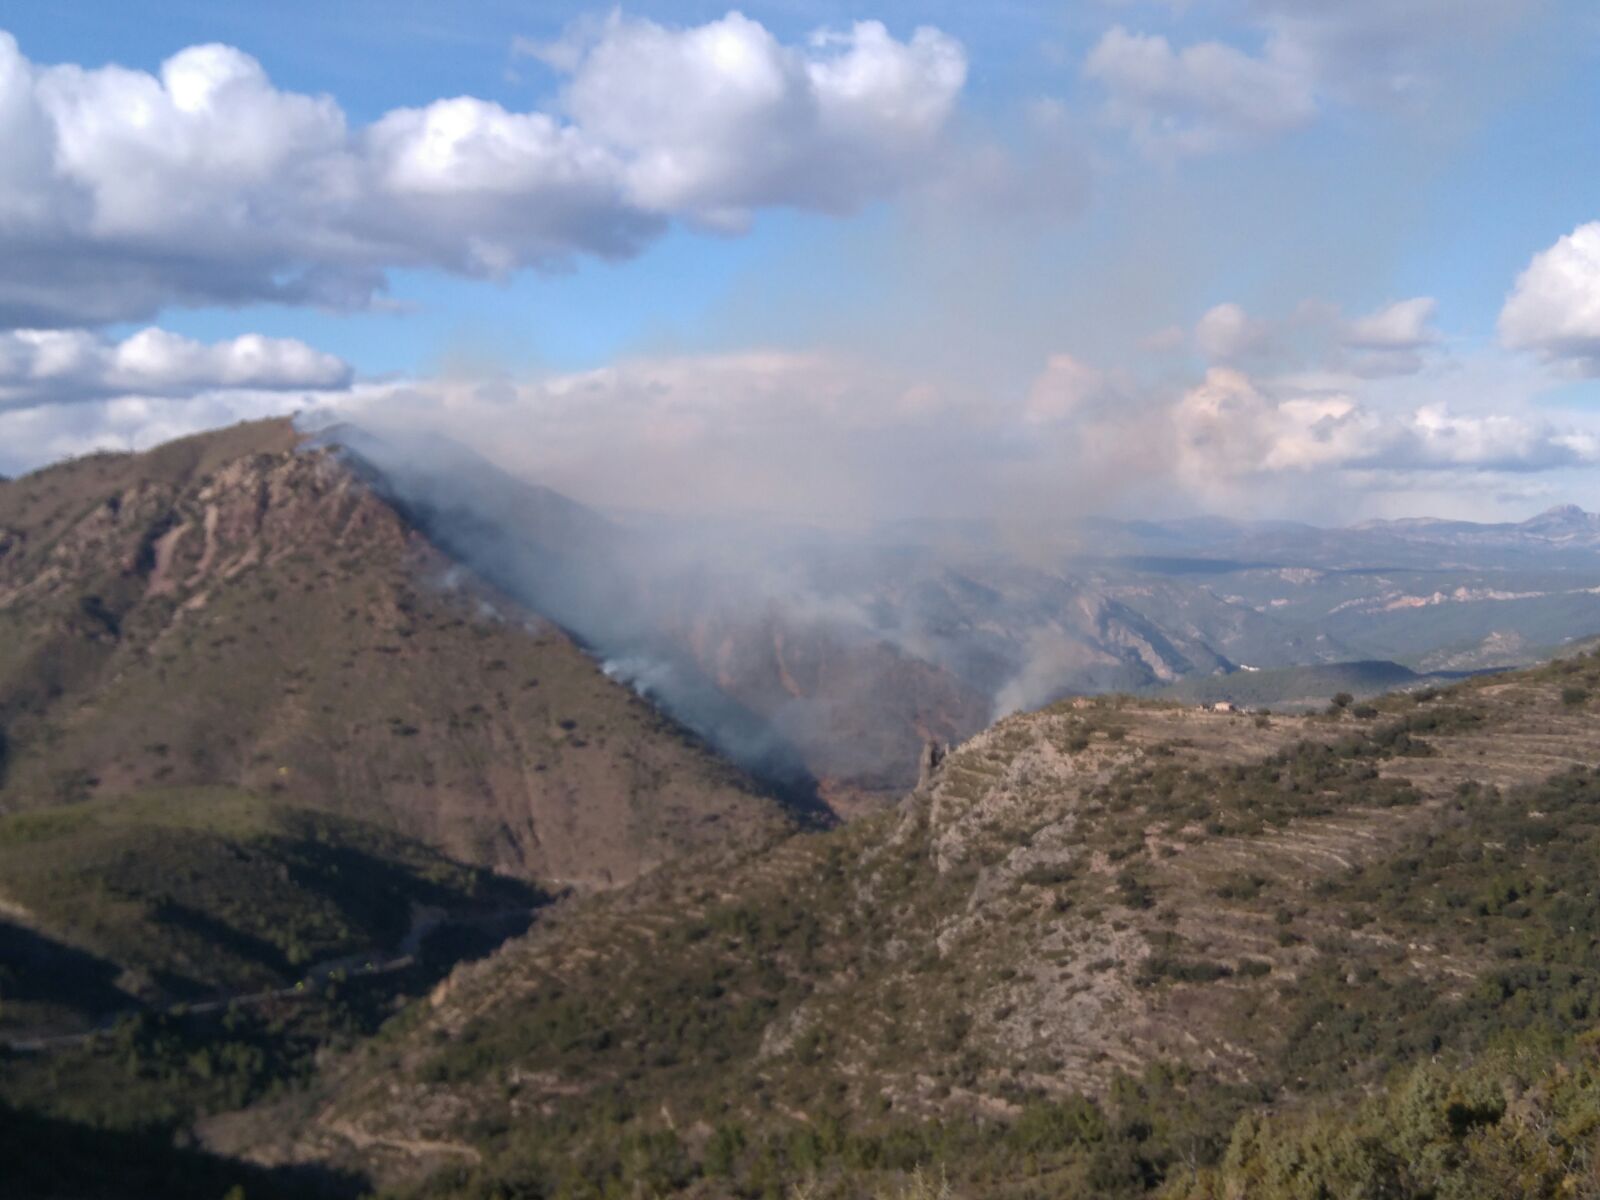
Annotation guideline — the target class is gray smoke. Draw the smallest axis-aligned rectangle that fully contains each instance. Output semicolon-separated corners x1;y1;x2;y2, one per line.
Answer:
310;415;1167;800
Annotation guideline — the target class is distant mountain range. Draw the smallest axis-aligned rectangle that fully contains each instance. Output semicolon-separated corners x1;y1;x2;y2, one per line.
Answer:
1085;502;1600;565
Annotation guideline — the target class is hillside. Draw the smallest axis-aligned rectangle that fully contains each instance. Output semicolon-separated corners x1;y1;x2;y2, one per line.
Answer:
0;420;803;1048
200;651;1600;1197
0;420;789;886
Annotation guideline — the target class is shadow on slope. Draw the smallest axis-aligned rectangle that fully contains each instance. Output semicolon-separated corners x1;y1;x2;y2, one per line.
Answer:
0;1100;365;1200
0;790;549;1032
0;921;126;1025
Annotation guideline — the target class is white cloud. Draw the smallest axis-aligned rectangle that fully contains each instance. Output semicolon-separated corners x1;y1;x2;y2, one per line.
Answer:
1170;369;1368;482
0;387;343;477
1403;403;1600;471
0;327;350;409
1342;297;1437;349
558;13;966;229
1170;367;1597;492
0;17;968;327
5;342;1593;524
1499;222;1600;375
1339;296;1438;376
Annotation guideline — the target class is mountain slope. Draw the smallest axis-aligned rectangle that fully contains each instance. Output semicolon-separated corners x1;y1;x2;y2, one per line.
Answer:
217;652;1600;1197
0;419;790;888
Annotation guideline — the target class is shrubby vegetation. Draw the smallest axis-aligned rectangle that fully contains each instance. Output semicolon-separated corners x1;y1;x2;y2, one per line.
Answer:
1084;727;1424;844
389;1062;1268;1200
1174;1037;1600;1199
5;971;396;1129
1263;768;1600;1093
0;1097;359;1200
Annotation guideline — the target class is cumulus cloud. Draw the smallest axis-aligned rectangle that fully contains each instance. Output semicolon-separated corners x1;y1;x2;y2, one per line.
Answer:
554;13;966;230
1499;222;1600;374
4;338;1592;523
1171;369;1359;479
0;327;350;408
1338;297;1439;376
1343;297;1437;349
1169;367;1597;495
0;16;967;327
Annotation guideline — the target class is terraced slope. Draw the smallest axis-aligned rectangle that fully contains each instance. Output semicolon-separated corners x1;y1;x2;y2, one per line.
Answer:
218;653;1600;1197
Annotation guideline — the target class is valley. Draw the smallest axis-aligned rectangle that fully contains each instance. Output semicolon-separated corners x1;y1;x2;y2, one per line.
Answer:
5;422;1600;1199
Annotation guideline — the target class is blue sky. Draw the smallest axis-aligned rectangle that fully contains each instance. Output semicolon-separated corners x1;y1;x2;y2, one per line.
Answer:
1;2;1598;522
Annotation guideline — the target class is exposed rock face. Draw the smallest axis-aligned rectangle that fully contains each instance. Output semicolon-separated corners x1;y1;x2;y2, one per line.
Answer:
0;420;788;887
